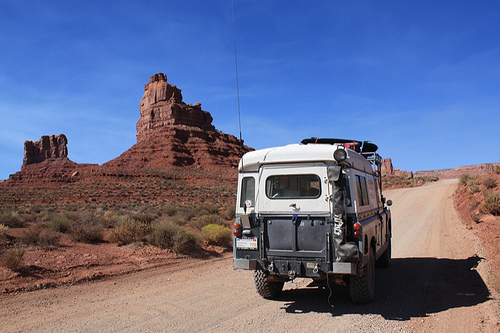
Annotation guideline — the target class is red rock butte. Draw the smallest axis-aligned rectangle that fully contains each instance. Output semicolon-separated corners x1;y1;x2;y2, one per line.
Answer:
23;134;69;166
105;73;250;169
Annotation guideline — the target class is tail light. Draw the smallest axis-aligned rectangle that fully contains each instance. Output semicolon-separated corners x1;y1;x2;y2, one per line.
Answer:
233;222;241;237
353;222;362;239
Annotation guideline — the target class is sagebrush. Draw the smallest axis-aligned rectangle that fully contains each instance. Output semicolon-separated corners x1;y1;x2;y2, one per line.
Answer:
21;224;60;248
484;193;500;216
0;247;25;272
108;219;151;245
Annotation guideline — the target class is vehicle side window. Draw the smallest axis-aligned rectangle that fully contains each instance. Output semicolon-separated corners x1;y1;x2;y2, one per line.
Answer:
266;174;321;199
240;177;255;207
373;177;380;204
355;175;369;206
344;175;352;207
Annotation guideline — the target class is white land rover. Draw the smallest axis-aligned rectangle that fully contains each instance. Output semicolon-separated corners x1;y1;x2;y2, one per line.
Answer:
233;138;392;303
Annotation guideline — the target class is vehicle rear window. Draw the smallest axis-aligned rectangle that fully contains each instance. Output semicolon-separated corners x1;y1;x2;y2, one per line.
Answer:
240;177;255;207
266;174;321;199
355;175;370;206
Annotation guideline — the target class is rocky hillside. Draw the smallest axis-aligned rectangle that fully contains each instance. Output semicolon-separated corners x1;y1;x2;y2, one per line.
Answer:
415;164;499;179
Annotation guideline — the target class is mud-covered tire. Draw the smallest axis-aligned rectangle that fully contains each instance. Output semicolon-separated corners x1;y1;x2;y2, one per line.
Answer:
254;269;284;299
350;248;375;304
376;239;391;268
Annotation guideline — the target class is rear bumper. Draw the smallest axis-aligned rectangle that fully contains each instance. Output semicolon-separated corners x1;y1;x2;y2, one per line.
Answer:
234;258;258;270
331;262;357;274
233;258;357;275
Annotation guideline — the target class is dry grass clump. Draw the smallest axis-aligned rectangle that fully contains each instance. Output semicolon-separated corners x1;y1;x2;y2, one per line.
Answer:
108;218;151;245
195;204;220;216
201;224;232;247
47;212;71;233
163;205;178;217
69;212;104;244
150;220;201;253
20;224;60;248
0;211;25;228
482;177;497;189
130;212;157;224
219;206;236;220
0;224;9;242
459;173;473;186
484;193;500;216
0;247;25;272
189;214;223;230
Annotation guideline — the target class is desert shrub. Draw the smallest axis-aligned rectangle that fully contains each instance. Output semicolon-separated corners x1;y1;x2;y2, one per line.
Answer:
201;224;232;247
172;230;201;253
195;204;219;216
188;214;224;230
468;184;480;194
29;205;41;213
108;219;151;245
102;211;125;228
20;224;60;248
47;213;71;233
459;174;473;186
496;165;500;175
470;212;482;223
220;206;236;220
0;211;24;228
177;206;196;221
70;223;103;243
130;212;157;225
163;205;178;217
150;221;201;253
69;212;104;243
0;224;9;243
484;194;500;216
0;247;24;272
482;177;497;189
149;221;182;249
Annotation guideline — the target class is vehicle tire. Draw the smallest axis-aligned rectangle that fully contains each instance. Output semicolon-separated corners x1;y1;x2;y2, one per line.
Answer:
376;239;391;268
254;269;284;299
350;248;375;304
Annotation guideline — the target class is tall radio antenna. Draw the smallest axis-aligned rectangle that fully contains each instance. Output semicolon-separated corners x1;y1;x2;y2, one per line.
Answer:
231;0;243;153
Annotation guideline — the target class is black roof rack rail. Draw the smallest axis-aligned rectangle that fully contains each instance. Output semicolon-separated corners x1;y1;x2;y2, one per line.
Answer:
301;137;378;154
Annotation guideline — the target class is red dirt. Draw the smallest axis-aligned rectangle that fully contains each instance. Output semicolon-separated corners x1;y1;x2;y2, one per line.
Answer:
454;172;500;293
1;226;227;294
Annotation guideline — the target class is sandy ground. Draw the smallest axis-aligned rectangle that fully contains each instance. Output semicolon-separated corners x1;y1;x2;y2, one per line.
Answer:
1;179;499;332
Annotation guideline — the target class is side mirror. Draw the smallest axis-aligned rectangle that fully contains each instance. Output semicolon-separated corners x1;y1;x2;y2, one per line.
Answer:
386;199;393;206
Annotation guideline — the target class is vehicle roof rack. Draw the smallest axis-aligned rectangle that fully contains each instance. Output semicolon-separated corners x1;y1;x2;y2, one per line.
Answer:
301;137;378;154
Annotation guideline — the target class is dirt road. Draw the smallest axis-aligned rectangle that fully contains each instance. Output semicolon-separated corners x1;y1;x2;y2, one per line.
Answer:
1;179;499;332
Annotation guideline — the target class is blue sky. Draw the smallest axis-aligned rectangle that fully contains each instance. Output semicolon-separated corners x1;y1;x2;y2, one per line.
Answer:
1;1;499;180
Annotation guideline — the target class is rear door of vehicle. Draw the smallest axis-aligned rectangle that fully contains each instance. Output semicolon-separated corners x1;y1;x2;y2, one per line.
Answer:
257;163;331;258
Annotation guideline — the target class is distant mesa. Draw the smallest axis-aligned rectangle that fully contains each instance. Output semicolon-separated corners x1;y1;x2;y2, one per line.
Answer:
381;158;413;178
23;134;69;166
415;164;498;179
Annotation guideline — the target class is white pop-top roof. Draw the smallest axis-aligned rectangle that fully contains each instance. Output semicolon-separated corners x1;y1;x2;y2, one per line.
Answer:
239;143;372;171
